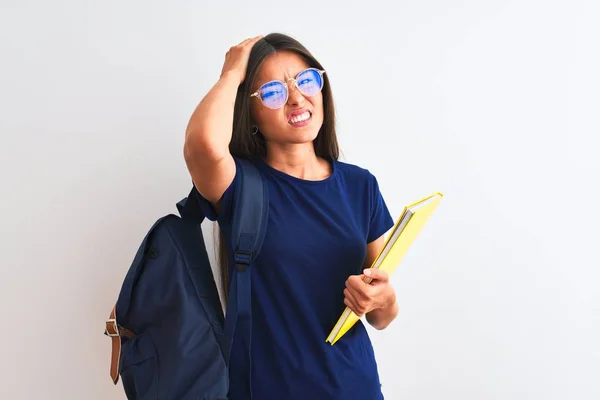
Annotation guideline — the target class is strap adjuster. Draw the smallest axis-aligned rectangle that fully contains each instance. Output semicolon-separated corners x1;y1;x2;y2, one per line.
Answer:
235;250;252;272
105;319;120;337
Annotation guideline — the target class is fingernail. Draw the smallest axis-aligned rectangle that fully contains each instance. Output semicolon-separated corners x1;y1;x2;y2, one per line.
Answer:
363;269;371;276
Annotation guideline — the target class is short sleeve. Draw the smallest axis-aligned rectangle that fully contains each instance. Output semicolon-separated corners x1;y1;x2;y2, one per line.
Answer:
192;159;239;225
367;173;394;243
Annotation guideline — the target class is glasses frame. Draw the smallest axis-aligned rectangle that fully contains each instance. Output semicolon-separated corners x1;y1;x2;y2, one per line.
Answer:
249;68;326;109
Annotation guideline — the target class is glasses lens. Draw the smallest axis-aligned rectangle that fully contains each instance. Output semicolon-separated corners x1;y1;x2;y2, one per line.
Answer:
259;81;287;109
297;69;323;97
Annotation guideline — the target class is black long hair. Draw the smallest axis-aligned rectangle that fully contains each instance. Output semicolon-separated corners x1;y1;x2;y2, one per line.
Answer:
217;32;340;302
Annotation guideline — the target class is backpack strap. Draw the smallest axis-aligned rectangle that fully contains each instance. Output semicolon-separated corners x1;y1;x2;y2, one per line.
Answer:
176;187;205;224
223;158;269;399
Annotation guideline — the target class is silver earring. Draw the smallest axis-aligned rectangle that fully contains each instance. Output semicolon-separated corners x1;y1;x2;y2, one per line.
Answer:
251;125;258;135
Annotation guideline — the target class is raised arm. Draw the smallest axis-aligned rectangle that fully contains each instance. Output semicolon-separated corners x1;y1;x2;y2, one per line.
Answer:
183;36;262;211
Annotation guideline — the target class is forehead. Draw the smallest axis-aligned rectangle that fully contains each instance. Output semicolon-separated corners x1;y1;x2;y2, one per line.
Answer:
254;51;310;85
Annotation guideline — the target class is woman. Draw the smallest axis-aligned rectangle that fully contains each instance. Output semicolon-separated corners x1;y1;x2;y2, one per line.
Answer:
184;33;399;400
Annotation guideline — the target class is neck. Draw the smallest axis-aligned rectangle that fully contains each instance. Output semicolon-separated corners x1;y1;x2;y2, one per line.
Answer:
265;142;330;181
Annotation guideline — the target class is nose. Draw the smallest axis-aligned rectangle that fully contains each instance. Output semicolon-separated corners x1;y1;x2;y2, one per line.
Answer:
286;78;305;106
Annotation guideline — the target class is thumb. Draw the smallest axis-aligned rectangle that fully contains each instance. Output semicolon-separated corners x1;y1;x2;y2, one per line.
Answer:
363;268;389;283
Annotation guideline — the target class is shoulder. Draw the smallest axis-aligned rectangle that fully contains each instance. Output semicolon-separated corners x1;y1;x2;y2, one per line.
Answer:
333;160;390;214
333;159;379;187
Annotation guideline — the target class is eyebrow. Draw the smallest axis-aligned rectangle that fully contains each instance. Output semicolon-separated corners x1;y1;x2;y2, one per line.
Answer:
257;68;308;87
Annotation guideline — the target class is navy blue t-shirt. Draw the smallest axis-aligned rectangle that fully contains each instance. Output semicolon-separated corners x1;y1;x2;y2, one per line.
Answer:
195;156;394;400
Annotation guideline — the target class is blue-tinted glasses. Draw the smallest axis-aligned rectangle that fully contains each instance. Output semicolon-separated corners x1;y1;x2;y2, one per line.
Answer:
250;68;326;109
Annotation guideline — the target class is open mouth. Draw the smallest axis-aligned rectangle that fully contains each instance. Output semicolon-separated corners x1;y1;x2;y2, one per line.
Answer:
288;111;312;127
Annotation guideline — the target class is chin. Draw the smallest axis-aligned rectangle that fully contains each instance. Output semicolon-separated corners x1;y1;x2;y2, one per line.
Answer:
288;127;320;144
286;117;323;142
264;117;323;144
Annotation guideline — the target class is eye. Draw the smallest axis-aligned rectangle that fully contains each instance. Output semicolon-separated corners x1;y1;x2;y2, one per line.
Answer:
262;90;279;99
298;78;314;85
260;82;285;98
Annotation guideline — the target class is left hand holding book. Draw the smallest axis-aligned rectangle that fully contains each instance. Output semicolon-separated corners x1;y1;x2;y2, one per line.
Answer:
343;268;396;318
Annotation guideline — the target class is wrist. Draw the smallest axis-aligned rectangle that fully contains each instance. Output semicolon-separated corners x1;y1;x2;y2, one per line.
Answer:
379;287;397;312
220;70;243;86
366;290;399;330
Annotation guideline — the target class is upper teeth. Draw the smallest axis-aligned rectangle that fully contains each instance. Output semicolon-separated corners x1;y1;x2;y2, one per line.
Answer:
290;111;310;124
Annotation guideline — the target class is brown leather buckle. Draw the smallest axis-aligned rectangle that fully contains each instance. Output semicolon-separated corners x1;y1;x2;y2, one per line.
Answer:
105;304;135;384
105;319;120;337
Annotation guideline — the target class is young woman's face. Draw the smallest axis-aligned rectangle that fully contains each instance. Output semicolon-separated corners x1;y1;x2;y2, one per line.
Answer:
249;51;324;145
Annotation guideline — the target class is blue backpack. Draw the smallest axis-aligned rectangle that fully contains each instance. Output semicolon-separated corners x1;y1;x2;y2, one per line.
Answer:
104;159;268;399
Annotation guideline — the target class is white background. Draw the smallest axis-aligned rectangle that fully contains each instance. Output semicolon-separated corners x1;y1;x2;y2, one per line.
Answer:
1;0;599;399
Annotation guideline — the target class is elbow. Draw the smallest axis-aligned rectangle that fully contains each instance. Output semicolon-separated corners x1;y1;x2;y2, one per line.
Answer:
184;130;228;165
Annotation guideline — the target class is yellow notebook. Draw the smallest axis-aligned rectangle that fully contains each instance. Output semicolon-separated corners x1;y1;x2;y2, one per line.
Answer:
326;191;444;345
